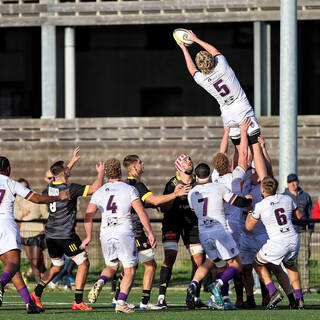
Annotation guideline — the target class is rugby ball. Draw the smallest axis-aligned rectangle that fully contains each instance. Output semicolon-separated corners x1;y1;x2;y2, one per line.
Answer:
173;28;194;47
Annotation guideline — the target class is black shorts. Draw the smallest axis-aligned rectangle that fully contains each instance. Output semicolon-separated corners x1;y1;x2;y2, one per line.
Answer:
46;234;84;258
162;221;200;246
231;129;260;146
135;233;152;252
21;234;46;250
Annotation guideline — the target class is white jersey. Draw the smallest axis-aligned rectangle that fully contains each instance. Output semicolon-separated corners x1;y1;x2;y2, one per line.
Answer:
188;182;237;232
212;166;246;224
0;174;33;221
252;194;297;239
90;181;139;233
193;54;252;127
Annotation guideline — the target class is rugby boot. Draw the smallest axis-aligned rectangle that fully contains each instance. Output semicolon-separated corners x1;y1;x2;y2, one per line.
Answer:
186;283;197;309
72;300;93;311
112;298;135;308
208;295;224;310
139;302;163;310
296;297;304;309
208;281;224;308
265;289;283;310
88;279;104;303
194;297;208;309
223;297;238;310
156;295;168;309
30;291;45;311
262;295;270;307
26;303;44;314
115;302;135;313
242;300;256;309
0;282;4;307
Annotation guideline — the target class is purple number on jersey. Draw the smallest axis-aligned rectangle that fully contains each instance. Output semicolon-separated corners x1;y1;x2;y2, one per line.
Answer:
106;195;117;213
274;208;287;226
198;197;208;216
0;190;5;204
213;79;230;97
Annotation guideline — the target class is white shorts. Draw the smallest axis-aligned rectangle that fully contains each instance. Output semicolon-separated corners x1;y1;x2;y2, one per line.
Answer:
240;233;269;265
258;234;300;265
100;231;138;268
0;219;21;255
200;228;239;262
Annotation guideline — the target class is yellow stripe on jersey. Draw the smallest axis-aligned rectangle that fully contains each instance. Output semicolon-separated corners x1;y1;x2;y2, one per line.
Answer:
128;176;137;180
229;194;238;205
52;181;64;185
26;192;34;201
83;185;90;197
141;192;153;202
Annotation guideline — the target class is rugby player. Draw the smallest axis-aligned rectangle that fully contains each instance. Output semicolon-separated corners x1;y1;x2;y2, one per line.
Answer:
81;158;156;313
0;156;68;313
176;30;267;182
88;154;189;310
246;176;304;309
186;162;252;310
30;159;106;311
157;154;205;309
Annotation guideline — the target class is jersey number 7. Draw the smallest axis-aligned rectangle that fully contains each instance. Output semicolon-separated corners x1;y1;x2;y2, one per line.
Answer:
198;197;208;216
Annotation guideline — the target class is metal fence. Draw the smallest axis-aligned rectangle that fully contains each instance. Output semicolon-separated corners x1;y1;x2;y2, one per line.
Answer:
15;218;320;288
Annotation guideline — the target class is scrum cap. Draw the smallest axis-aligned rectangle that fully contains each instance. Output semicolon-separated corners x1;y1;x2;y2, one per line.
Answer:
175;154;189;172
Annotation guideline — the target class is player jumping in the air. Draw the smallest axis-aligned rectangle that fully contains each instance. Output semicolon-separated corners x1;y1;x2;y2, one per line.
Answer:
176;30;267;182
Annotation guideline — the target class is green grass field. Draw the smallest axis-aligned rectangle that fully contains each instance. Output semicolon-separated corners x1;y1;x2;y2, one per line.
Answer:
1;288;320;320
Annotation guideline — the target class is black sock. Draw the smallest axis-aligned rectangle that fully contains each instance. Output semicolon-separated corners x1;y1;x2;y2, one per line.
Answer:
75;289;84;304
287;293;296;306
159;266;172;296
234;273;243;299
247;295;255;303
196;280;202;297
141;289;151;305
114;273;123;300
260;280;269;298
34;280;46;297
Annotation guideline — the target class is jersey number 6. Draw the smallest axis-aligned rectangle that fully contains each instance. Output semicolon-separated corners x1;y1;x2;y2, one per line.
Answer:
274;208;287;226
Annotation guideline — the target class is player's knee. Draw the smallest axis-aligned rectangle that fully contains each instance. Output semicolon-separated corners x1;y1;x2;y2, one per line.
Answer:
71;251;88;266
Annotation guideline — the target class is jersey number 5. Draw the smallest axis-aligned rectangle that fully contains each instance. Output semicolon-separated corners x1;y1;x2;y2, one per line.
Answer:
274;208;287;226
213;79;230;97
198;197;208;216
107;195;117;213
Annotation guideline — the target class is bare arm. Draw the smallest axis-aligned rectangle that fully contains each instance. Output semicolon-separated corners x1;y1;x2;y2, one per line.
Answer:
81;203;97;249
177;42;198;76
258;136;273;177
87;162;106;195
238;118;250;170
187;30;220;57
145;185;190;207
132;199;156;248
67;146;81;170
246;213;259;231
28;191;69;204
293;208;302;220
219;126;230;154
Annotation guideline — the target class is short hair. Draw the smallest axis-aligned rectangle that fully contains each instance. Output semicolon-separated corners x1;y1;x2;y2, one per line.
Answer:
18;178;30;188
123;155;139;169
195;163;211;179
195;51;215;74
0;156;10;176
50;161;65;177
261;176;278;195
212;153;229;175
106;158;121;179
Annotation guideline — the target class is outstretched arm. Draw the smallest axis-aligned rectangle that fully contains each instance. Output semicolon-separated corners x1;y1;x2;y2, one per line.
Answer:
87;162;106;195
187;30;220;57
67;146;81;170
258;136;273;177
238;118;251;170
29;191;69;204
220;126;230;154
177;41;198;76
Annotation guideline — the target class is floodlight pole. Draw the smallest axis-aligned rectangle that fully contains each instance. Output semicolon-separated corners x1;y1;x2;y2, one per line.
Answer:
279;0;298;192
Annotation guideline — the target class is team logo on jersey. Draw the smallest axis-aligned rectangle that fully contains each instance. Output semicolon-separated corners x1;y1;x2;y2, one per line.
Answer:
165;232;177;240
231;248;235;254
208;78;212;82
105;188;109;191
270;202;274;206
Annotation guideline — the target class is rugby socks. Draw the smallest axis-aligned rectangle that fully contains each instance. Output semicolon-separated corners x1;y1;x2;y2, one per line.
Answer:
216;273;229;296
117;292;127;304
191;280;199;287
260;280;269;298
234;273;244;300
75;289;84;304
18;286;33;305
0;271;12;287
218;267;238;286
294;289;303;299
159;266;172;296
141;289;151;305
265;282;277;296
34;280;47;297
98;275;108;284
287;292;296;306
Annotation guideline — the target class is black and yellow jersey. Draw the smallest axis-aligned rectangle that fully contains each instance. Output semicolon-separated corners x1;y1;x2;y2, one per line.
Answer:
43;182;89;239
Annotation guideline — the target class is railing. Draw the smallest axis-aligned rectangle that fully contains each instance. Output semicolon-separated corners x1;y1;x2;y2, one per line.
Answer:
15;219;320;288
0;0;320;27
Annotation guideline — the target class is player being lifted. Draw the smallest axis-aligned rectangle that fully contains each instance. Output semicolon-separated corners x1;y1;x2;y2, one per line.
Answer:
81;158;156;313
88;154;189;310
31;155;106;311
246;176;304;310
176;30;267;182
0;156;68;314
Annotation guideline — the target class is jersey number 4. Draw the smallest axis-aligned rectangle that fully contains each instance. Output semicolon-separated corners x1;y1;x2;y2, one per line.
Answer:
106;195;117;213
198;197;208;216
